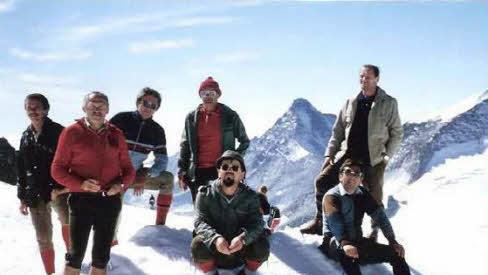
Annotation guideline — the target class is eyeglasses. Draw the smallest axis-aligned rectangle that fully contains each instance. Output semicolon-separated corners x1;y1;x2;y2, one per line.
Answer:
199;90;218;98
220;164;240;172
142;100;158;110
85;104;108;111
341;168;362;178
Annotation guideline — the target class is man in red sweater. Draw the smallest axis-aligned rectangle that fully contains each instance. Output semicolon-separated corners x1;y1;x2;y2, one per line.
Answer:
51;91;135;275
178;77;250;202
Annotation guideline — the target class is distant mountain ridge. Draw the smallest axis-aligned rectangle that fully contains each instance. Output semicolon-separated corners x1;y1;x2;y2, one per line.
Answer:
244;98;336;226
388;90;488;183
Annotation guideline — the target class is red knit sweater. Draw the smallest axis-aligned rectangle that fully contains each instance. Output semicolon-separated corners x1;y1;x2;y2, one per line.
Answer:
197;106;222;168
51;119;135;193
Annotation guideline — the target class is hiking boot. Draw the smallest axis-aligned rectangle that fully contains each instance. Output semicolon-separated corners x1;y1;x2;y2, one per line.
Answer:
300;217;323;235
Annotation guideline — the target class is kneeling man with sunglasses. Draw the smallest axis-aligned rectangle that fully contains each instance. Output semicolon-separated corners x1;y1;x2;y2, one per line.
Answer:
321;158;410;275
191;150;269;275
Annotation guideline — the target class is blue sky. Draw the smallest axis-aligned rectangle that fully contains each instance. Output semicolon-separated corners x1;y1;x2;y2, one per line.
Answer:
1;0;487;154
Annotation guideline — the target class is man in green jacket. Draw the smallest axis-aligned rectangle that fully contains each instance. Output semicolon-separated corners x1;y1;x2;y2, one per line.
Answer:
177;76;250;202
301;65;403;242
191;150;269;275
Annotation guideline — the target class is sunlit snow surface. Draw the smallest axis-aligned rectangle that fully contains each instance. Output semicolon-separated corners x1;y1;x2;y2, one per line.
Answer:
3;145;487;275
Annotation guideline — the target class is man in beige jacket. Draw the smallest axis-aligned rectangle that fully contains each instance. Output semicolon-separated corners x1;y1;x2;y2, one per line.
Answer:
301;65;403;242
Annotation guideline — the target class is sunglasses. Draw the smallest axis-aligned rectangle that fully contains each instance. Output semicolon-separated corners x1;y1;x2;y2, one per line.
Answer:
142;100;158;110
220;164;241;172
341;168;362;178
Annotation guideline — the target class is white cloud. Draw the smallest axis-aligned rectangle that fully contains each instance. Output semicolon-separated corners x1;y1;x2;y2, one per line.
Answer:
18;73;77;86
215;51;260;63
128;39;194;53
64;14;238;42
0;0;16;12
168;16;236;27
9;48;92;62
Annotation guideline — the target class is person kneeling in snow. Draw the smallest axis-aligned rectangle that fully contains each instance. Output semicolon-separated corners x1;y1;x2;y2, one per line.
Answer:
257;185;281;234
191;151;269;275
321;158;410;275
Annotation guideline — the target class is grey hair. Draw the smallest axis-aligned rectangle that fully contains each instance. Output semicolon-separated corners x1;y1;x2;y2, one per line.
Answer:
82;91;109;108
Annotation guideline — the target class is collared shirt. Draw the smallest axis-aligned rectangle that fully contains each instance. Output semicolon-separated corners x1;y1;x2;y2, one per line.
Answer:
338;184;363;196
84;117;108;134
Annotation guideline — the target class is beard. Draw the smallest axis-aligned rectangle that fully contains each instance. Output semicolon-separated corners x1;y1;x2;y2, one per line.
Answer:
223;176;236;187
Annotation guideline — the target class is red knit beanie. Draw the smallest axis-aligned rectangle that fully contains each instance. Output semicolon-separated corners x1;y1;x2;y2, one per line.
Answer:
199;77;221;96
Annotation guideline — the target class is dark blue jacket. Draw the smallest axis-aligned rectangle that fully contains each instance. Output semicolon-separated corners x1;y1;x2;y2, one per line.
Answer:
323;185;397;245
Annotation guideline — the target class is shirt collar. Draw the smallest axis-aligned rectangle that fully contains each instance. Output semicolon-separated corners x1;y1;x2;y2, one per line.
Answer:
84;117;108;133
338;184;363;196
199;104;221;115
358;90;376;101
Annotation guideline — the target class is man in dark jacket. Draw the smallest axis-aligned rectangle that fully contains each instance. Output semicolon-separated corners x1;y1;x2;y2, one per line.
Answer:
321;158;410;275
177;77;250;202
110;87;173;227
17;93;70;275
191;151;269;275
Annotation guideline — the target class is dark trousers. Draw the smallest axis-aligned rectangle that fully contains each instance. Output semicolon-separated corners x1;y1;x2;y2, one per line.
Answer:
315;156;386;220
336;238;410;275
190;167;218;202
66;193;121;269
191;234;270;269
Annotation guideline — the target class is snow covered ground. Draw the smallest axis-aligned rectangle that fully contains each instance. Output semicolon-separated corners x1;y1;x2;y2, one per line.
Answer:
0;184;405;275
1;148;487;274
388;149;488;275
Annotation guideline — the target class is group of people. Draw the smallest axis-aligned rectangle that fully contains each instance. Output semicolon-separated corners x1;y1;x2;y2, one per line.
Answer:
15;64;411;275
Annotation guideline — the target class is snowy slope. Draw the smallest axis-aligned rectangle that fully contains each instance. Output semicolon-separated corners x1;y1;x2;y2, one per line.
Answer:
1;182;400;275
388;148;488;275
5;145;487;275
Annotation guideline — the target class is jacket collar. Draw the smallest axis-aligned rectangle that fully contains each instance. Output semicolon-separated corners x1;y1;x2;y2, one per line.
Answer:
27;116;53;137
351;86;386;103
210;179;245;204
132;110;153;122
